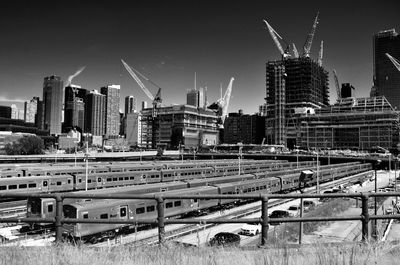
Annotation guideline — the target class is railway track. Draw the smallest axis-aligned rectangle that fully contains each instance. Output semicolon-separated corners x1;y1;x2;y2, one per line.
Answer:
93;171;372;247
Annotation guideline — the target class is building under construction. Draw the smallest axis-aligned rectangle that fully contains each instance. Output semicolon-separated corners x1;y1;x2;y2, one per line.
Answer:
140;104;219;149
297;96;400;151
264;57;329;147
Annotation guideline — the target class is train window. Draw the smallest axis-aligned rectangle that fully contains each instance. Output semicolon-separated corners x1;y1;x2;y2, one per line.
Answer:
78;179;82;183
9;185;17;190
48;204;53;213
83;213;88;219
130;177;135;180
19;184;27;189
107;178;112;182
136;207;145;214
100;214;108;219
113;178;117;181
119;177;123;181
43;181;48;187
98;178;102;183
0;186;7;190
68;179;71;184
120;207;127;217
165;202;173;208
174;201;181;207
87;179;92;184
124;177;129;181
57;181;62;186
28;183;37;188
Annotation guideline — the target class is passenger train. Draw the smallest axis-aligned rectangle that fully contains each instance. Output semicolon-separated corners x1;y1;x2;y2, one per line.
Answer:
60;162;372;243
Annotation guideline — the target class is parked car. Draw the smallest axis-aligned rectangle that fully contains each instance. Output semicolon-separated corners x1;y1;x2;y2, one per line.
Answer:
209;232;241;247
239;223;261;236
269;210;291;225
303;200;316;211
287;205;300;216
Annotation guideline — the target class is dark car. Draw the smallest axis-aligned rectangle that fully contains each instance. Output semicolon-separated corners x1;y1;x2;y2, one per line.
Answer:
269;210;291;225
209;232;241;247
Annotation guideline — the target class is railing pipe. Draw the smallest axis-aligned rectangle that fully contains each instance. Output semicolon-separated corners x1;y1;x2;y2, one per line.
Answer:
156;196;165;244
55;194;64;243
361;193;370;242
261;195;269;246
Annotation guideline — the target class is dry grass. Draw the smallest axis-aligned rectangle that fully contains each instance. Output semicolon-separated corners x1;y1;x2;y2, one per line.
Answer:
0;242;400;265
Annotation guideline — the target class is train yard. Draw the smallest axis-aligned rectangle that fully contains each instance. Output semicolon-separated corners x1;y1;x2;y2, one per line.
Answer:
0;158;394;246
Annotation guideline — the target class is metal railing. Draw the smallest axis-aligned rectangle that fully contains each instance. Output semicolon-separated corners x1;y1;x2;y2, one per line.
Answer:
1;192;400;245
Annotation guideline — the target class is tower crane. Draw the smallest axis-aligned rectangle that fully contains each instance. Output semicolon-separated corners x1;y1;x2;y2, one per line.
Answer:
302;12;319;58
386;53;400;72
121;59;162;117
318;40;323;66
262;19;290;59
333;69;341;100
292;43;299;58
208;77;235;125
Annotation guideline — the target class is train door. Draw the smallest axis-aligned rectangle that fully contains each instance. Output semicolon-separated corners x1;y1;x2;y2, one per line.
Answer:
119;205;128;219
42;179;49;192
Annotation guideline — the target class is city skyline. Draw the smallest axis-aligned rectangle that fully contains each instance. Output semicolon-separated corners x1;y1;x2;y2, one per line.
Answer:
0;1;399;114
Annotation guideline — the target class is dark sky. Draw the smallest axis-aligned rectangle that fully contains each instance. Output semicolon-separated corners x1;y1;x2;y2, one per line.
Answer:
0;0;399;114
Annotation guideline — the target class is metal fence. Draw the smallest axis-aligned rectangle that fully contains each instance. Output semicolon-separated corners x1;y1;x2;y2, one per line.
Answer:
1;192;400;245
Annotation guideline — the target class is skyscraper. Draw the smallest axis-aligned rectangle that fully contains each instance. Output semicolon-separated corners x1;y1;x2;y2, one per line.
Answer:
86;90;106;136
373;29;400;109
64;85;88;132
124;95;136;115
24;97;39;123
101;84;120;137
265;58;329;146
186;87;206;108
10;104;19;119
43;75;63;135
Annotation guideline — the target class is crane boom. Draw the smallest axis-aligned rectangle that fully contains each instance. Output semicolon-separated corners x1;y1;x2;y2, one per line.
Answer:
302;12;319;57
333;69;340;100
263;20;287;57
121;59;155;101
318;40;323;66
293;43;299;58
221;77;234;123
386;53;400;72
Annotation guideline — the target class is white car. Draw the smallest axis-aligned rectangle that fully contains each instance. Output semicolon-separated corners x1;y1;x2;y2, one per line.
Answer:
239;223;262;236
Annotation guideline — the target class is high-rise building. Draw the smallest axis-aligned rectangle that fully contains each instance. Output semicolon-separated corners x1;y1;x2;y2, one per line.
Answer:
264;58;329;147
0;106;11;119
223;110;265;144
341;83;355;99
43;75;63;135
186;87;206;108
101;84;120;137
11;104;19;119
125;95;136;115
36;100;45;130
64;85;88;132
373;29;400;109
24;97;39;123
126;112;141;146
86;90;106;136
141;101;147;110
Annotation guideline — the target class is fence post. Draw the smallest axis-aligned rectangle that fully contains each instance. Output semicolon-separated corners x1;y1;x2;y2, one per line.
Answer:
299;198;304;245
361;194;370;242
261;195;269;246
156;196;165;244
55;195;63;243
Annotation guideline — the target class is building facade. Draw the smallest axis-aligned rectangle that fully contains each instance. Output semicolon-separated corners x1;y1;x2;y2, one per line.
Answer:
141;104;219;149
297;96;400;151
64;85;88;132
0;106;11;119
125;95;136;115
187;87;206;108
86;90;106;136
125;112;141;147
372;29;400;109
24;97;39;123
101;84;120;137
223;110;265;144
43;75;63;135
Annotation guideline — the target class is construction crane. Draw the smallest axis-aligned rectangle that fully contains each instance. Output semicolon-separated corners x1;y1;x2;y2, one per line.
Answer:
208;77;235;125
318;40;323;66
302;12;319;58
333;69;341;100
292;43;299;58
121;59;162;117
386;53;400;72
263;19;290;59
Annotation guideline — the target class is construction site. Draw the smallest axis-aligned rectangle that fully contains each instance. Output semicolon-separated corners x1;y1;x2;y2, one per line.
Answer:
262;13;400;152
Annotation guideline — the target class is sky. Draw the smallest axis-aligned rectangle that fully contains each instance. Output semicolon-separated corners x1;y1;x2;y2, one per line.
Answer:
0;0;399;114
